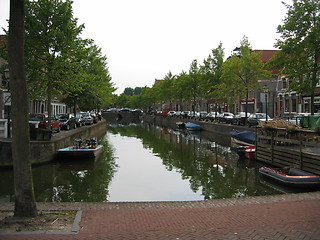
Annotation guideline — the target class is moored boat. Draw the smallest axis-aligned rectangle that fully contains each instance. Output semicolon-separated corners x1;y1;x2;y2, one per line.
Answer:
57;138;103;158
230;129;256;146
259;166;320;188
237;145;256;159
185;122;202;131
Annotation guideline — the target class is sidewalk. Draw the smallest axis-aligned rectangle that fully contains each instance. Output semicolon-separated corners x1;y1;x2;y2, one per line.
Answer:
1;191;320;240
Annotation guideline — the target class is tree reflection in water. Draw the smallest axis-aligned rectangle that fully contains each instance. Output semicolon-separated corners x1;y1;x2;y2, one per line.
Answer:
0;140;118;202
106;123;279;200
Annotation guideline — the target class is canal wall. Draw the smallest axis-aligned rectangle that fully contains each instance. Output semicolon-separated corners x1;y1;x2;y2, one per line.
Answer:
0;120;106;167
141;115;248;136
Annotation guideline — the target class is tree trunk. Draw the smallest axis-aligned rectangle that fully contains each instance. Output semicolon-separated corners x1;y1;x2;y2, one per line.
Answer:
8;0;38;217
47;81;52;129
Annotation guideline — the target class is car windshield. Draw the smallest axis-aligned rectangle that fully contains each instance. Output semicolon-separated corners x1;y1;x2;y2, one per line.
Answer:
57;114;68;120
29;114;44;121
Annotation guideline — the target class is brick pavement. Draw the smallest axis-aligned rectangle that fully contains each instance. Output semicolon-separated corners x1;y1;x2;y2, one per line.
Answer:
1;192;320;240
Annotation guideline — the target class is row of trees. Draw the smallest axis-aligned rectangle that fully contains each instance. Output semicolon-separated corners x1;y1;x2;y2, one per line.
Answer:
115;0;320;115
115;37;270;118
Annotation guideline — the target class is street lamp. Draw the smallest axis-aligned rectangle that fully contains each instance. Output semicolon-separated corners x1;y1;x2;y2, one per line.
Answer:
262;85;269;122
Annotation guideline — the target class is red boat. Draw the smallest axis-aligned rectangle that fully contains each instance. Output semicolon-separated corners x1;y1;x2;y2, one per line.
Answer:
259;166;320;188
236;145;256;159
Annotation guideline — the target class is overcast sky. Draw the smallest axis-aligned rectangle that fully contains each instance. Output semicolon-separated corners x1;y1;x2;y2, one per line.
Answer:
0;0;291;94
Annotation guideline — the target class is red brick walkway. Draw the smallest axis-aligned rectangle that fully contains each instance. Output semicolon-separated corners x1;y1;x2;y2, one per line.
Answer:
1;192;320;240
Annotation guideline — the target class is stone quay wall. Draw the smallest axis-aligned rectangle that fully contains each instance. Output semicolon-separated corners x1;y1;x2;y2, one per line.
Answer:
0;120;106;167
142;115;247;136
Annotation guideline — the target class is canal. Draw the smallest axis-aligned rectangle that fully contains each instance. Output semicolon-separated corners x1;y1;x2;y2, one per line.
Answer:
0;122;305;202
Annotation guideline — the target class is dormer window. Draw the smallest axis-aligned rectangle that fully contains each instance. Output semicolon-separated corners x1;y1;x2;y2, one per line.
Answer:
282;77;287;89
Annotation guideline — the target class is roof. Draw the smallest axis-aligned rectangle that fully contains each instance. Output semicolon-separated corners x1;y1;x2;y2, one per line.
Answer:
254;50;279;63
254;49;280;74
253;50;280;63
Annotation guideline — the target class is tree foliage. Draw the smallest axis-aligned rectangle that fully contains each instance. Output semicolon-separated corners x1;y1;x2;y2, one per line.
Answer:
272;0;320;114
221;36;271;115
24;0;113;115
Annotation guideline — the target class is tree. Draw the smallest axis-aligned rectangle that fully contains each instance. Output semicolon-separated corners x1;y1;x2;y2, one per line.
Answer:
8;0;37;217
174;71;189;111
123;87;134;96
75;42;114;111
200;43;224;112
186;59;201;112
200;43;224;98
221;36;271;118
25;0;84;121
160;71;176;109
274;0;320;114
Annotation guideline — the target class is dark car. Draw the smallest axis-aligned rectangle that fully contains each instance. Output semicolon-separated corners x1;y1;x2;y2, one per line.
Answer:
56;113;77;130
29;113;61;133
247;113;272;127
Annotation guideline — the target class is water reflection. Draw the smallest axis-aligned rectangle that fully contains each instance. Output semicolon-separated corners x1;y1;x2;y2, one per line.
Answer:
106;123;279;201
0;140;118;202
0;123;286;202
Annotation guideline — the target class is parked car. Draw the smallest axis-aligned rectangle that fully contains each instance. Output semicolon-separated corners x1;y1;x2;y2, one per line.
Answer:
187;111;197;119
72;113;85;127
182;111;190;118
195;111;208;121
29;113;61;133
90;113;99;123
119;108;132;112
232;112;249;125
167;111;176;117
56;113;77;130
205;112;218;122
218;112;234;124
247;113;272;127
174;111;182;117
106;108;119;112
81;112;94;125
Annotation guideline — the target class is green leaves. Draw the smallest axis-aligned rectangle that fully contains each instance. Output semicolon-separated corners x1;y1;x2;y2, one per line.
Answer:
24;0;113;112
220;36;271;105
275;0;320;113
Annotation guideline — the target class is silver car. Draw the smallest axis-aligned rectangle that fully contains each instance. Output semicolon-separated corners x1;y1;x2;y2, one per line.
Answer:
81;112;93;125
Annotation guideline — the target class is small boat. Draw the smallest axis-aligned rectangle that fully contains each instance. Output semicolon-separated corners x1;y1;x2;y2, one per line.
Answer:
57;138;103;158
230;129;256;146
185;122;202;131
259;166;320;188
237;145;256;159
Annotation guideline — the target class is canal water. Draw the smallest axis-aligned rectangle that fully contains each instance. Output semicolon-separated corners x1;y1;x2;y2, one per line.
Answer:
0;123;302;202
